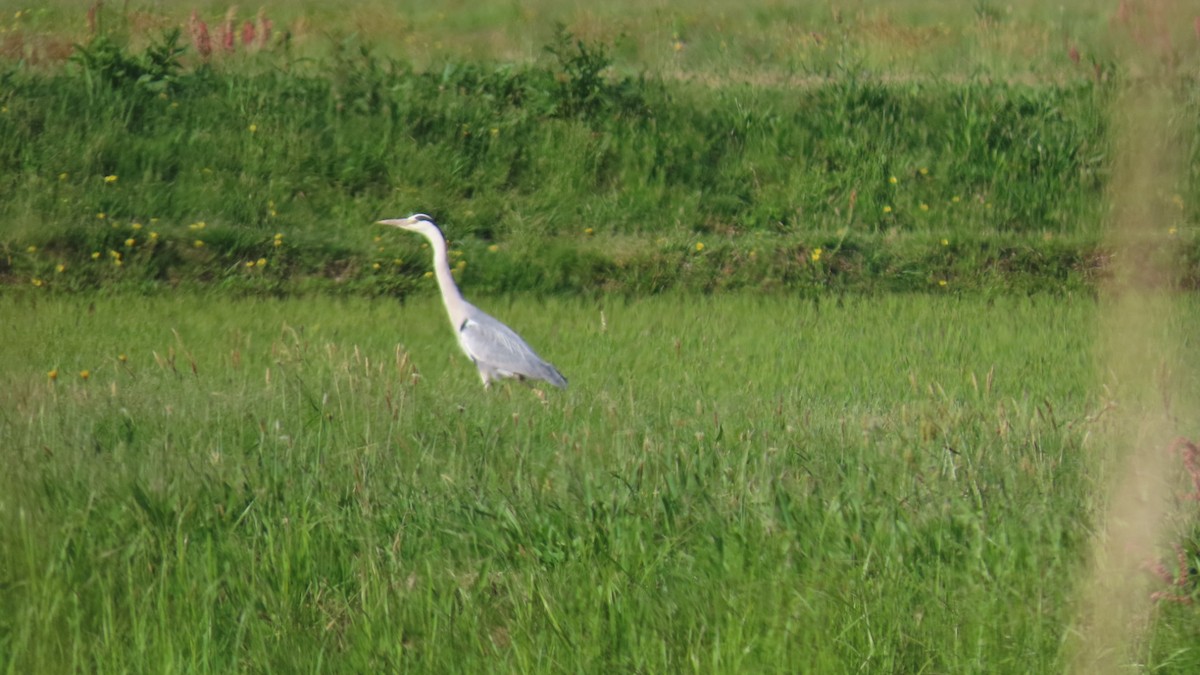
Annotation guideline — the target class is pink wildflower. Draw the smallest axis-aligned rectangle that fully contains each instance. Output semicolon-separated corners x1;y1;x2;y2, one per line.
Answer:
189;11;212;59
220;8;236;53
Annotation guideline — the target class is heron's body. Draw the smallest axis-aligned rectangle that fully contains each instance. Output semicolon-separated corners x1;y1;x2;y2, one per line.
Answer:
378;214;567;390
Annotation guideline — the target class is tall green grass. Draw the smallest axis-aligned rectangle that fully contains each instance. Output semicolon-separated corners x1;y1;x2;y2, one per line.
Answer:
7;292;1199;672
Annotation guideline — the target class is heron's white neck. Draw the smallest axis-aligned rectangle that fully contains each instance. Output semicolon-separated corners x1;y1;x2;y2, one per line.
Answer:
421;225;470;328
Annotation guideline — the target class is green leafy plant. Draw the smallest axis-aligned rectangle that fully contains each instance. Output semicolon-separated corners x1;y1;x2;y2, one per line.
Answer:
542;25;647;120
70;28;186;93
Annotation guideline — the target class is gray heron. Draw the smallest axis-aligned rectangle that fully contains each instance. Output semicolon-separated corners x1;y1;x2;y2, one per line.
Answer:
378;214;568;390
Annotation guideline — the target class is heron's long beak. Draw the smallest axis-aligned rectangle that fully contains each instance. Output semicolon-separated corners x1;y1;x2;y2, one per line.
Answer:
377;218;408;228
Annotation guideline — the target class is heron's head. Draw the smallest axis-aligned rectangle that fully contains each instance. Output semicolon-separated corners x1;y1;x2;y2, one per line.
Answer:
377;213;438;234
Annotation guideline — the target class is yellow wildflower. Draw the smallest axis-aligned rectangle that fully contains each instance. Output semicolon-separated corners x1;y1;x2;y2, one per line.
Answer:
888;176;898;185
104;175;118;184
372;262;381;270
79;370;90;380
125;238;136;247
883;205;893;214
488;244;499;253
55;263;65;273
810;248;822;263
248;124;258;133
256;258;267;267
25;245;36;253
131;222;143;230
919;203;929;212
193;240;205;248
48;369;58;381
695;242;705;252
940;238;949;246
31;277;43;287
938;279;948;287
91;251;101;260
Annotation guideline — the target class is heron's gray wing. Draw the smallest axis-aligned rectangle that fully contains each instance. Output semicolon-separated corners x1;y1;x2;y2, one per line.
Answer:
458;311;568;388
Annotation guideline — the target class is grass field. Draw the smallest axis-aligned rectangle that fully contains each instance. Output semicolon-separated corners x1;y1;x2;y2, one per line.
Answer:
0;291;1169;672
2;1;1200;673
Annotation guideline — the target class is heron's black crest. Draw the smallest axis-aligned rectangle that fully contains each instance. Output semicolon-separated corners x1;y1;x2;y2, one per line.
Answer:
411;213;433;223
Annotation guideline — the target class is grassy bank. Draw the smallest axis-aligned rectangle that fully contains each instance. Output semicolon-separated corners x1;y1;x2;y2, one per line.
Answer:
2;21;1194;296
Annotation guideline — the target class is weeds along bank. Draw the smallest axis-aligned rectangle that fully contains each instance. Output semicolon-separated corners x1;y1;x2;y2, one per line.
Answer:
3;28;1187;296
